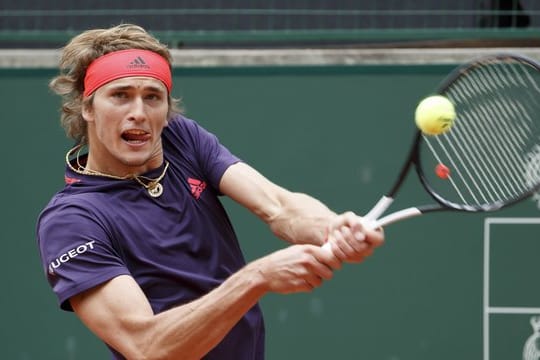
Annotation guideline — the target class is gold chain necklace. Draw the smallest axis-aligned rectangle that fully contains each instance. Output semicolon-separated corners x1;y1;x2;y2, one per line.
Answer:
65;145;169;198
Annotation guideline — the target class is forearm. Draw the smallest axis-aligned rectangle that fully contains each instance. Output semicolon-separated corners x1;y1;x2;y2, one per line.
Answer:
141;268;267;359
72;269;268;360
267;192;337;246
135;240;344;358
219;163;338;246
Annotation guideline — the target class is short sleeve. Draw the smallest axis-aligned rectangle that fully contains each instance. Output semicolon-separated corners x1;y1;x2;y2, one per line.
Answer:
37;200;130;311
164;116;242;190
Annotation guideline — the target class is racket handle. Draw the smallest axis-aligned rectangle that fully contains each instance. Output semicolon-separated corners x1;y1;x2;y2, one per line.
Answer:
374;207;422;228
323;206;424;252
363;196;394;225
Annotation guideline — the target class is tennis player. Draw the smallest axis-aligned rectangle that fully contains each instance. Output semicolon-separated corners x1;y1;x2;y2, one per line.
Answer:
37;24;384;360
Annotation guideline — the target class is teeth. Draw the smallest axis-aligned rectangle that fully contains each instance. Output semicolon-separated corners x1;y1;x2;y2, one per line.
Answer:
124;130;146;135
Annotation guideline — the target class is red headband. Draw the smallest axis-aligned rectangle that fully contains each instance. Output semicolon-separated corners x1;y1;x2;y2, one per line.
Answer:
83;49;172;97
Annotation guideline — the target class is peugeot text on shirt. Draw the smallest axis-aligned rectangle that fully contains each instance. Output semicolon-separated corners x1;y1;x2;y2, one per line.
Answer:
48;241;96;275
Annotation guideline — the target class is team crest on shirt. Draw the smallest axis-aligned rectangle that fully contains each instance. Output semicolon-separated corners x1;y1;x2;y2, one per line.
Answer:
188;178;207;199
64;176;81;184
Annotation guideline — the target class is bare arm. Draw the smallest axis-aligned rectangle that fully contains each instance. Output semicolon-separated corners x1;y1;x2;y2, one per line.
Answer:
219;162;384;261
219;162;336;245
70;244;340;360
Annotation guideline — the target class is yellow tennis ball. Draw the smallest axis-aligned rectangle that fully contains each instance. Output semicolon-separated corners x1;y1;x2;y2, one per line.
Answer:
415;95;456;135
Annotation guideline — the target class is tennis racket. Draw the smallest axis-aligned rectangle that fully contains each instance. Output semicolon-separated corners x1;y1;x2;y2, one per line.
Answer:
324;53;540;247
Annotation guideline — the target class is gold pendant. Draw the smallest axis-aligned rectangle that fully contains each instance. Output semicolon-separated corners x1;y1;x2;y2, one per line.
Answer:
148;183;163;198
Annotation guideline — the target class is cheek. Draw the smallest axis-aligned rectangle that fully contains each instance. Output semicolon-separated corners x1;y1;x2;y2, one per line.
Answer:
92;112;118;140
154;106;170;127
94;121;113;143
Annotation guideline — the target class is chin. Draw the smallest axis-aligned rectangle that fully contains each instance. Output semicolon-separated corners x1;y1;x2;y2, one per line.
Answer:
124;158;150;168
116;144;160;168
118;153;150;168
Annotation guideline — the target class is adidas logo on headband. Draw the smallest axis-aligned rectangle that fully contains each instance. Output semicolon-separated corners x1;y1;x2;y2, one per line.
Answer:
128;56;150;69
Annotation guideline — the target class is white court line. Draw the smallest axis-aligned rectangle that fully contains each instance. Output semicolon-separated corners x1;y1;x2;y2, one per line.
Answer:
483;217;540;360
488;307;540;314
485;217;540;225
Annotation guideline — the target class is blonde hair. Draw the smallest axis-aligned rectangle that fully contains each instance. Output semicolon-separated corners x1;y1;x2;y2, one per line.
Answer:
49;24;181;144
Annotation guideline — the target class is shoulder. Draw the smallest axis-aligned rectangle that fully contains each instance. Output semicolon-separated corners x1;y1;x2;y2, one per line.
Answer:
37;193;112;264
162;114;224;157
37;192;108;239
41;190;106;215
164;114;223;143
164;114;205;136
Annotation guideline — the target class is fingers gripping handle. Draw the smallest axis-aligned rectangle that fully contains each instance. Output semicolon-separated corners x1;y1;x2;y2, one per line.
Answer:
321;215;374;252
322;196;394;252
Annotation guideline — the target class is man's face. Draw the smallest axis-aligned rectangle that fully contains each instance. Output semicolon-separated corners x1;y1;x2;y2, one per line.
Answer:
83;76;169;173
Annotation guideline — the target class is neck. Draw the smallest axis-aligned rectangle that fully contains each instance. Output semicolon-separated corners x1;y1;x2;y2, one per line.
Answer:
82;143;164;178
66;145;170;199
85;155;163;178
67;144;164;178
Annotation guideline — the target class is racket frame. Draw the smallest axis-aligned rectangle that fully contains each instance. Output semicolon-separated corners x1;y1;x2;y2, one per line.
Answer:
369;53;540;228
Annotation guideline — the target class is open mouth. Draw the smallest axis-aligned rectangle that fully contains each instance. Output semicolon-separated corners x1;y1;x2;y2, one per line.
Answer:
121;129;151;144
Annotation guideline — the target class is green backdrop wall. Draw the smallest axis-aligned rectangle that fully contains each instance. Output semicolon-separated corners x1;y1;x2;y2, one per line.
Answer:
2;64;539;359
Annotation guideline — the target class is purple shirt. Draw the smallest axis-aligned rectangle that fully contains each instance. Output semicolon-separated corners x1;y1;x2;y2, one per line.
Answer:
37;115;265;359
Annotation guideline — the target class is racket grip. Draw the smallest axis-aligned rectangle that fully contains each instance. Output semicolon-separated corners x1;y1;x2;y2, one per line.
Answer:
364;196;394;224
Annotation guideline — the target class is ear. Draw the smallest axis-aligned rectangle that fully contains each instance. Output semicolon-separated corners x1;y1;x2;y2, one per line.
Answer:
81;101;94;122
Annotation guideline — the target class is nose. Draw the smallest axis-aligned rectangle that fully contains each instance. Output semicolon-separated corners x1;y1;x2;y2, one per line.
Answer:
127;96;146;122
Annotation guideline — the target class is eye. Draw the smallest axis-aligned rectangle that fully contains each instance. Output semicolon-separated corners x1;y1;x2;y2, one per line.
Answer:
112;91;128;99
145;93;162;101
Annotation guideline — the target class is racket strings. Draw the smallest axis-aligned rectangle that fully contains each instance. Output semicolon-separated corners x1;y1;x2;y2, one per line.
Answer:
446;88;522;201
457;96;533;199
470;98;526;187
525;145;540;188
422;58;540;208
